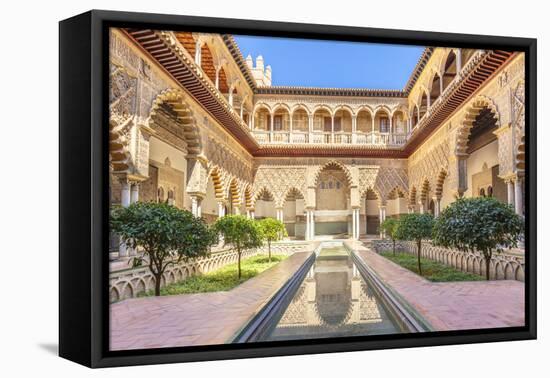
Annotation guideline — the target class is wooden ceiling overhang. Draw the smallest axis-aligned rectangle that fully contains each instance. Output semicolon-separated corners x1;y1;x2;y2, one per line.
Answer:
125;29;261;154
402;50;514;154
124;29;515;160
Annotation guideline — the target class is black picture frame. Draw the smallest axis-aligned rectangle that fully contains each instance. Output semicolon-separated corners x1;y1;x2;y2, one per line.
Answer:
59;9;537;368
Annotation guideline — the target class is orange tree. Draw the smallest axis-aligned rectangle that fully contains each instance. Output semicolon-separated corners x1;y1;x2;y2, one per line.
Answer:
433;197;523;280
110;202;217;296
394;213;435;276
380;218;399;255
258;217;287;262
214;215;263;279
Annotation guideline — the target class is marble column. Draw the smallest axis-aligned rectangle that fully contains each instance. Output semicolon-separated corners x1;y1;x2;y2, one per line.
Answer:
191;196;199;217
507;180;515;207
331;116;335;143
311;210;315;240
129;183;140;256
305;210;311;241
130;183;139;204
351;115;357;144
195;40;202;65
270;113;274;142
218;202;225;218
118;179;131;257
433;196;441;217
379;206;386;238
351;208;360;240
514;177;524;216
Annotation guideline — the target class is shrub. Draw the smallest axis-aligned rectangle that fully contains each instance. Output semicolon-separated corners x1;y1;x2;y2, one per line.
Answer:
110;202;217;296
433;197;523;280
394;213;435;276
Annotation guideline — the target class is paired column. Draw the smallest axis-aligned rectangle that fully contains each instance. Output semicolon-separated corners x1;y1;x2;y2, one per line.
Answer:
433;196;441;217
308;115;314;143
351;115;357;144
331;116;335;143
191;195;202;218
270;113;274;142
506;180;515;207
118;179;131;257
514;176;524;216
305;209;315;241
351;208;360;240
379;206;386;238
217;202;226;218
275;208;284;222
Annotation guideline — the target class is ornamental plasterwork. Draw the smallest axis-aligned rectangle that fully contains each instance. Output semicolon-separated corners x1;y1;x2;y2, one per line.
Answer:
206;137;253;183
252;167;307;207
357;167;408;202
408;140;449;194
110;63;138;124
511;80;525;141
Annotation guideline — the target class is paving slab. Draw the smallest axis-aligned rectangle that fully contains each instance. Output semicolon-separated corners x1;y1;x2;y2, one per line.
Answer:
110;252;312;350
355;246;524;331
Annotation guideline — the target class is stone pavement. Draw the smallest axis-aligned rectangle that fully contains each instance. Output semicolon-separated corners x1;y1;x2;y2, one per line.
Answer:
355;246;525;331
110;251;312;350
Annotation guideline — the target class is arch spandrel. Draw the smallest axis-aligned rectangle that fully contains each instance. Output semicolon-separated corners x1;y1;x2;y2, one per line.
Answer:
147;88;203;156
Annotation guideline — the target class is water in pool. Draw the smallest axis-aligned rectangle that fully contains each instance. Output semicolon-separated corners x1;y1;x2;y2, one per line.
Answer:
266;246;401;341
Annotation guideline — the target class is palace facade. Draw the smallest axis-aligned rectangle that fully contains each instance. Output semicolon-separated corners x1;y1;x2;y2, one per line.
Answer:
109;28;525;257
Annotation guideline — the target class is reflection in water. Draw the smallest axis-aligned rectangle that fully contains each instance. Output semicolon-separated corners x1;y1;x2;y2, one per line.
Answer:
266;249;400;341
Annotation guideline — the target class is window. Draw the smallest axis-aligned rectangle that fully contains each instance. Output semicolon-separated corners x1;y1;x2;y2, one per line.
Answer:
334;117;342;132
273;115;283;131
479;188;486;197
380;117;389;133
320;182;325;189
487;186;493;197
328;181;333;189
336;181;341;189
323;117;332;132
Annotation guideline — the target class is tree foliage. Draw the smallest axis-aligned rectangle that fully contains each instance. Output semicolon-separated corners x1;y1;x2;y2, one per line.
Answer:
214;215;263;279
394;213;435;276
380;218;399;255
110;202;217;296
433;197;523;280
258;217;288;262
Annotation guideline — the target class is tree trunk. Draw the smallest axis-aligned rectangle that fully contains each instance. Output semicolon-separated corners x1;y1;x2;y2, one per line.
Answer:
237;248;242;279
154;273;162;296
417;239;422;276
485;252;492;280
392;239;396;256
268;240;272;262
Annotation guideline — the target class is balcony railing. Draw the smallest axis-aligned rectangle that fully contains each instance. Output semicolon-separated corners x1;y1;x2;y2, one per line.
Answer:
251;130;409;147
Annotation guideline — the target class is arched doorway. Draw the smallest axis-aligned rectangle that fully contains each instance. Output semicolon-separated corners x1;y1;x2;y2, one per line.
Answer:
282;188;305;239
364;188;380;235
460;104;506;202
315;163;351;236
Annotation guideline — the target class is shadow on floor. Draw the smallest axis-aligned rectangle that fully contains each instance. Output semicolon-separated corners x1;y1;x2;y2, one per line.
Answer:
38;343;58;356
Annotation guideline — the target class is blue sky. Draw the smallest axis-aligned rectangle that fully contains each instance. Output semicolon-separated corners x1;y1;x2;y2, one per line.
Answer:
234;35;425;89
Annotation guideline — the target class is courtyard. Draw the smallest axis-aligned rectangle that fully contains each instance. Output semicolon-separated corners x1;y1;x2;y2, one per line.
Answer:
108;27;526;351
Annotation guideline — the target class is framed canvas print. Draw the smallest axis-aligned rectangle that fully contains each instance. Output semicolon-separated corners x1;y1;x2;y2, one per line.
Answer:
59;10;536;368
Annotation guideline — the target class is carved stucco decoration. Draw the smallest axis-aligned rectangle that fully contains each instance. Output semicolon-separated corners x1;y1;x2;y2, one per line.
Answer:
109;63;138;173
409;140;450;196
252;167;307;208
358;167;408;203
454;95;501;155
206;137;253;183
147;89;202;155
511;80;525;172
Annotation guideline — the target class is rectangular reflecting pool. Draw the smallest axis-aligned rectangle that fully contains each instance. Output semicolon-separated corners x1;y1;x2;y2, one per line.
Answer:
265;245;402;341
